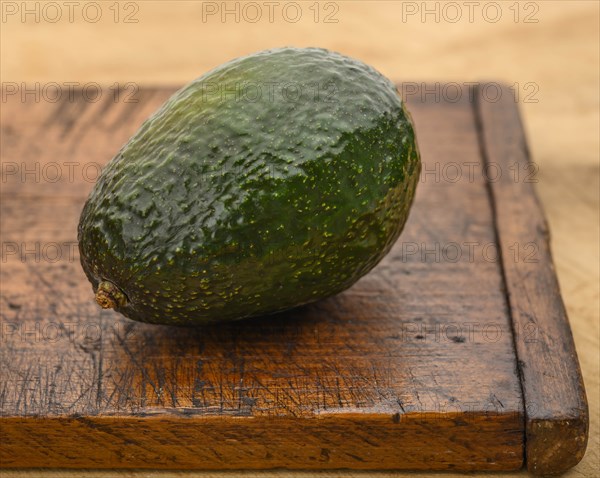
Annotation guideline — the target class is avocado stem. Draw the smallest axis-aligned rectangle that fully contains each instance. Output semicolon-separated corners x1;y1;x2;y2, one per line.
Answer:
95;281;127;309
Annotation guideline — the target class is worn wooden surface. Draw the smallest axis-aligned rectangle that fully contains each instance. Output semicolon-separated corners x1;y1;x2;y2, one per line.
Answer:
475;85;589;475
0;83;588;473
0;85;523;470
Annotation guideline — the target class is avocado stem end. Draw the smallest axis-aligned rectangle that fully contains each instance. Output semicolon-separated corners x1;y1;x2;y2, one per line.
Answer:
95;281;127;309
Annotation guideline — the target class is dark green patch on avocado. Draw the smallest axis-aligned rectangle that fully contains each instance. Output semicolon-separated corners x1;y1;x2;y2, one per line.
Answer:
78;47;421;325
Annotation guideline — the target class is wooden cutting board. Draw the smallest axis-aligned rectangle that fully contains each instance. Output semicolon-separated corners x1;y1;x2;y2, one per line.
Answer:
0;84;588;475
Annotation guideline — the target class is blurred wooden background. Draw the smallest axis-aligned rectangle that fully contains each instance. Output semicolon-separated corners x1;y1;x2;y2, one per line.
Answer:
1;1;598;476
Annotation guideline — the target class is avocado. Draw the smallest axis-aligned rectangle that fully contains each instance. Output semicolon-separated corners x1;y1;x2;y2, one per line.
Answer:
78;47;421;325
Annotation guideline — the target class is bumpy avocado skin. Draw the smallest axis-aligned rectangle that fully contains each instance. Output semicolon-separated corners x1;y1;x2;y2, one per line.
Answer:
78;47;421;325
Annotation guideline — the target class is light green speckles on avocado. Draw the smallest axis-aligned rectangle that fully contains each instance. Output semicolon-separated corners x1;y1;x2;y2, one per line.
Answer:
78;47;421;325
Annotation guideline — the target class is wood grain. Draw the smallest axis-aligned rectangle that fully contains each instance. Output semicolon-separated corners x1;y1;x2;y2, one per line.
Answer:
475;84;589;475
0;84;585;473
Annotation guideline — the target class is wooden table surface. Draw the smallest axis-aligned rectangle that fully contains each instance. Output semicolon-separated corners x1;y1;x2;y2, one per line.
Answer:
1;1;598;476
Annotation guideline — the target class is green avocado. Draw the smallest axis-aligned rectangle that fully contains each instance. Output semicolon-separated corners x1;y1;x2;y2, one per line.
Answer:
78;47;421;325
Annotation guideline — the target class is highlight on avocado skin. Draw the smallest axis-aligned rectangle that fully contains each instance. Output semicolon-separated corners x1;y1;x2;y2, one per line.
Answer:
78;47;422;325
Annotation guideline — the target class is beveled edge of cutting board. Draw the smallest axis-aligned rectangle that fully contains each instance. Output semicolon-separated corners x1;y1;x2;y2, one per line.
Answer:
473;83;589;475
0;411;524;470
